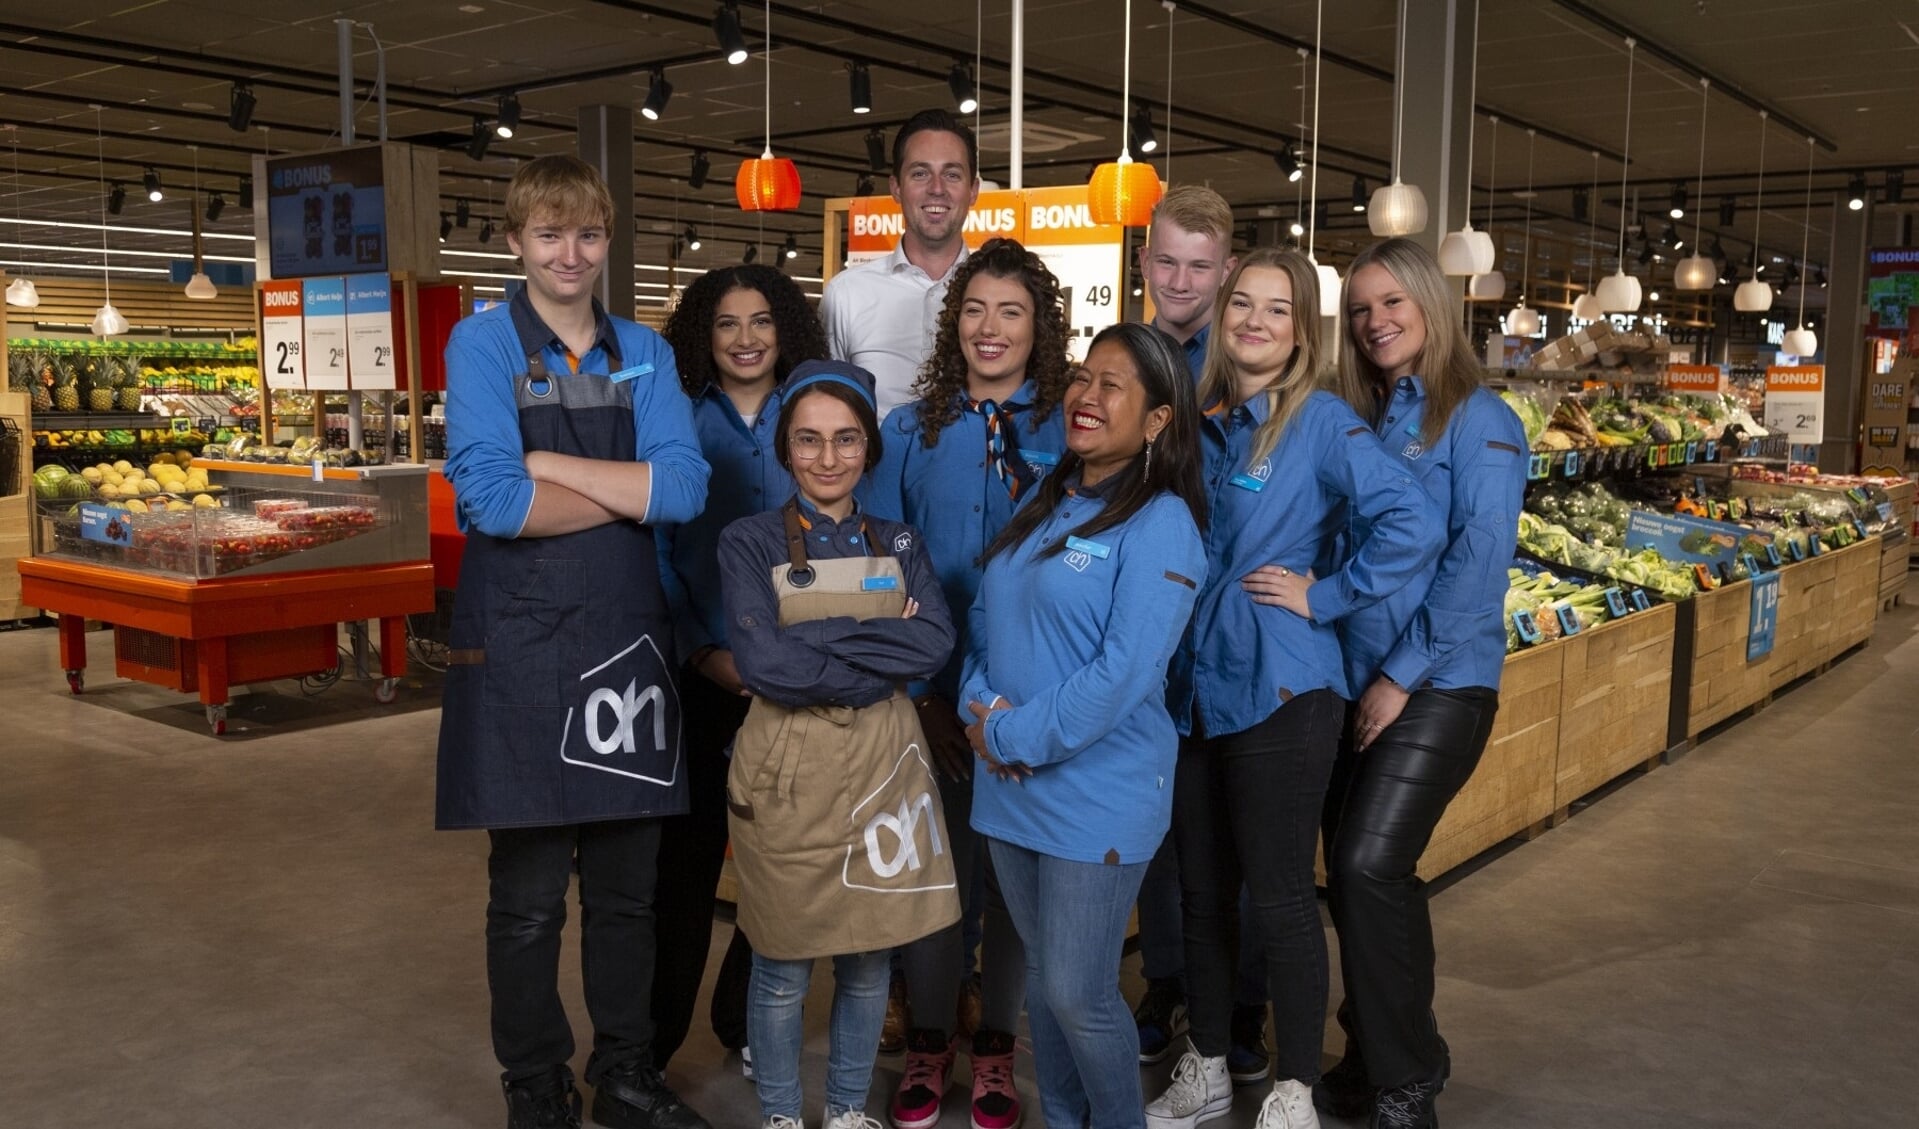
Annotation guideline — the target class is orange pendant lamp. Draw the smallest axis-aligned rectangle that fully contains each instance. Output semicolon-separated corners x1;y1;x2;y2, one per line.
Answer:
736;0;802;212
1085;0;1161;227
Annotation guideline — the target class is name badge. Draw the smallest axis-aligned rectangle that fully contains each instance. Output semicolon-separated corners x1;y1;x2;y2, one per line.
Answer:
1024;449;1061;468
1228;472;1267;492
861;575;900;591
1064;535;1111;559
607;362;655;384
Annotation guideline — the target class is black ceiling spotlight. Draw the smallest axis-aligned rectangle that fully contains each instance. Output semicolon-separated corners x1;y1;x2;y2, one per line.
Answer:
205;193;225;222
237;175;253;207
1817;266;1829;288
1669;181;1687;220
742;242;759;264
1660;222;1681;248
1719;196;1737;226
714;2;749;65
864;128;888;173
107;182;126;215
495;92;521;139
439;213;452;242
456;198;472;228
849;62;873;116
855;173;875;196
684;223;702;251
1571;188;1589;222
227;82;256;133
142;166;163;202
1129;103;1158;155
1709;237;1728;265
948;61;979;114
1635;241;1653;266
641;70;673;122
1784;262;1800;287
1847;171;1867;211
783;232;799;259
1288;211;1305;238
467;116;491;161
689;150;710;190
672;237;685;260
1351;175;1368;212
480;218;496;244
1886;169;1904;204
1273;144;1301;183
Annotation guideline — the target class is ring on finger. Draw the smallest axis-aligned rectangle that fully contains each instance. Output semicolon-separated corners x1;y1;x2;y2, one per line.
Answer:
1277;566;1291;577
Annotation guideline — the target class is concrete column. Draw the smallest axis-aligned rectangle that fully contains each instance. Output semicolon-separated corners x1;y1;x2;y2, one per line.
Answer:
1397;0;1477;261
1820;190;1870;473
578;104;635;317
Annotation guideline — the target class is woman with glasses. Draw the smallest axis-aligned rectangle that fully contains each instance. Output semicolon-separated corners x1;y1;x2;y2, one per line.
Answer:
719;362;961;1129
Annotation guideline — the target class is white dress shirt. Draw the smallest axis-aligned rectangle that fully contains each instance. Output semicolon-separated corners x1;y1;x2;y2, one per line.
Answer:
820;241;969;419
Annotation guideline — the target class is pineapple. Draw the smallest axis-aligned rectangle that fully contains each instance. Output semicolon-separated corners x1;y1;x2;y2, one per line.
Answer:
6;351;30;393
117;357;144;411
85;355;116;412
52;354;81;412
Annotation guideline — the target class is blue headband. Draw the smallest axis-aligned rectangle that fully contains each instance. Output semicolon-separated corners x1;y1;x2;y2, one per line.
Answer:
785;370;876;411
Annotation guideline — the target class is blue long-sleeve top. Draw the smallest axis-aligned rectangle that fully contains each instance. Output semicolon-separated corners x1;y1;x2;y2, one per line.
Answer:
1338;380;1528;694
657;382;797;658
960;483;1206;865
1168;390;1442;737
860;382;1068;700
443;293;709;537
718;497;956;710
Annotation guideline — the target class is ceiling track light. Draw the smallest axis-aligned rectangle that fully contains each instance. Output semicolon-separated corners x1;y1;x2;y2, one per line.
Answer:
1669;181;1687;220
641;70;673;121
1886;169;1905;204
948;61;978;114
479;217;495;244
1719;196;1737;226
439;213;452;242
783;232;799;259
143;166;164;203
456;198;472;228
864;128;887;173
1274;144;1301;183
684;223;702;251
495;92;521;138
1572;188;1589;223
107;182;126;215
467;116;491;161
848;62;873;115
1350;174;1368;212
855;173;875;196
1846;171;1867;211
227;82;256;133
205;193;225;223
742;242;758;263
237;175;253;208
714;2;749;65
689;150;710;190
1129;103;1158;155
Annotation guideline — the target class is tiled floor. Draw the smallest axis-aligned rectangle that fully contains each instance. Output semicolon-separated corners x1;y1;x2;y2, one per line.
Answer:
2;603;1915;1127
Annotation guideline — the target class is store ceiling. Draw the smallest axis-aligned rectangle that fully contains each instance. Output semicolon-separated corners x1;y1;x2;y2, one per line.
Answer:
1;0;1915;309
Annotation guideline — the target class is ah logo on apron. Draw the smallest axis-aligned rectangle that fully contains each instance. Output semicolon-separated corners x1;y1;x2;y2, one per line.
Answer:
845;743;951;891
558;633;683;785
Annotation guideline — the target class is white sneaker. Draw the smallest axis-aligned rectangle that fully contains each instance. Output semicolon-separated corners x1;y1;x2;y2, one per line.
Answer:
764;1117;804;1129
824;1110;885;1129
1144;1045;1233;1129
1253;1080;1320;1129
741;1045;755;1081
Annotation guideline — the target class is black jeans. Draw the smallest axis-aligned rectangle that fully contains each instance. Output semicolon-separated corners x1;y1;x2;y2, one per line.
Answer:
1174;689;1344;1084
1322;686;1499;1090
649;664;753;1070
486;816;663;1085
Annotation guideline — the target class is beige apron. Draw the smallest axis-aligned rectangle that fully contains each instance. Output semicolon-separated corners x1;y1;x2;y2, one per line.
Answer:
725;505;961;960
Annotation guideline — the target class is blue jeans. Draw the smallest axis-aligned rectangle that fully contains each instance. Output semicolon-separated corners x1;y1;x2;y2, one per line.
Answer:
989;838;1149;1129
749;949;893;1121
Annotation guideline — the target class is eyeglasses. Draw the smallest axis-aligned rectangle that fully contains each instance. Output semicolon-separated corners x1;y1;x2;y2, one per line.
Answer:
789;433;868;460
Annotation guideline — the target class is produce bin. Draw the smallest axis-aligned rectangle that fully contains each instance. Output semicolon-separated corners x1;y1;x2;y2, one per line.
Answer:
1552;602;1677;816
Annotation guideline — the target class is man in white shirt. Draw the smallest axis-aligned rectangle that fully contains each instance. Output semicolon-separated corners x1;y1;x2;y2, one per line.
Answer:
821;109;981;418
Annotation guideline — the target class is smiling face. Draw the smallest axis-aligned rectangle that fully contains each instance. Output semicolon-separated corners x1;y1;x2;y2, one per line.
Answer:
958;272;1035;394
1219;265;1299;388
1138;221;1234;341
1066;340;1172;486
1347;262;1428;381
710;286;779;392
506;207;608;309
786;391;868;516
892;128;979;252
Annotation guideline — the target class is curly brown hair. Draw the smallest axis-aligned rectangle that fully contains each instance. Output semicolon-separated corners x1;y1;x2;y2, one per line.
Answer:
661;264;829;398
911;237;1074;448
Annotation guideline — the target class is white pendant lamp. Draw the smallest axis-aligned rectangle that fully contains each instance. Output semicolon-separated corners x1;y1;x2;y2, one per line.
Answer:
1597;38;1642;312
1438;0;1493;275
1468;119;1507;302
1305;0;1340;316
1506;128;1540;333
1570;150;1605;321
89;105;126;337
1673;78;1716;291
4;130;38;308
1368;0;1428;236
1733;110;1773;313
184;144;217;300
1783;135;1818;357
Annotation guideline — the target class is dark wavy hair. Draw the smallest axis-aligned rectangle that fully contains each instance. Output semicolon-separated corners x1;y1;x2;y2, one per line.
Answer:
661;264;828;398
985;322;1208;561
911;237;1074;448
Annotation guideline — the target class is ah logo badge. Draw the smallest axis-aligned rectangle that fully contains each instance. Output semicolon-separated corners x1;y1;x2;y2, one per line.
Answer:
559;634;683;786
1063;549;1093;573
1250;459;1273;482
842;744;956;895
893;531;912;553
1402;439;1425;459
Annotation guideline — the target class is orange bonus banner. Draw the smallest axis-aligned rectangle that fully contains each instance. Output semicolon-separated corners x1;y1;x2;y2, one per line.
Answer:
1763;364;1825;392
1664;364;1724;393
846;190;1021;256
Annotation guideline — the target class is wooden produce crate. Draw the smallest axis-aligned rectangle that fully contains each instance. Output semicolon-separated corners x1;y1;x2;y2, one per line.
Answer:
1878;530;1908;610
1;391;35;620
1416;640;1563;880
1552;603;1676;818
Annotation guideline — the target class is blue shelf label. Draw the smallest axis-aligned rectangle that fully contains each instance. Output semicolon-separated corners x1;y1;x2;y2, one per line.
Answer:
1787;537;1807;561
1554;604;1582;636
1747;570;1780;662
1877;502;1895;523
1853;519;1869;540
1604;588;1629;618
1563;450;1581;477
1685;441;1699;464
1740;553;1761;578
1764;543;1782;566
1704;440;1718;462
1512;609;1543;645
1808;534;1824;556
1629;589;1653;612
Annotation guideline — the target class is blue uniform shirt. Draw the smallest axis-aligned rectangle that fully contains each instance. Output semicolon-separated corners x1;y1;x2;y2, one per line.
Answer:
862;382;1068;700
1338;380;1528;694
658;382;797;656
443;290;708;537
961;483;1207;865
1179;323;1211;379
1170;391;1442;737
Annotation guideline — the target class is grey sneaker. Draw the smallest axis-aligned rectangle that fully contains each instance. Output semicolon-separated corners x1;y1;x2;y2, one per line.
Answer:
1144;1046;1233;1129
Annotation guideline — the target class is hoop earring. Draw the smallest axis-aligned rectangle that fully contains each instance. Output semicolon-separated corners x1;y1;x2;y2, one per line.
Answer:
1143;437;1154;480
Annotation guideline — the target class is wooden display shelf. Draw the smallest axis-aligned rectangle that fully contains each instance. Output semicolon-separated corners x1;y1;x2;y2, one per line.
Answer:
1879;531;1908;610
1552;603;1677;818
1;391;34;620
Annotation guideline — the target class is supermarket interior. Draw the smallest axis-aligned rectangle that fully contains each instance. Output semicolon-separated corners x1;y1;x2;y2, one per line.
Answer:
3;1;1918;1127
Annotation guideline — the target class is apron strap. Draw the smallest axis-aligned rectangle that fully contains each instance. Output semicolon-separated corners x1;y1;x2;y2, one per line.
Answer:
781;499;814;587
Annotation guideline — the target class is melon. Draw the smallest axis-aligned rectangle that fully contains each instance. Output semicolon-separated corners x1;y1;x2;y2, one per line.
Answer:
60;476;95;501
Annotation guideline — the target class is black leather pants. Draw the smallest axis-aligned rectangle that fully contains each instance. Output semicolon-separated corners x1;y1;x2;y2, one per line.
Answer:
1322;686;1498;1089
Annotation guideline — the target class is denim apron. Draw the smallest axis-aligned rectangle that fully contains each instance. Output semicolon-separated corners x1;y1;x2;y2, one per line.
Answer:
435;319;686;830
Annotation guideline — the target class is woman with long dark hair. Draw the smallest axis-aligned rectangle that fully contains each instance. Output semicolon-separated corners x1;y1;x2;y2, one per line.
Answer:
1145;248;1440;1129
958;321;1208;1129
864;237;1072;1129
1306;237;1528;1129
654;264;830;1073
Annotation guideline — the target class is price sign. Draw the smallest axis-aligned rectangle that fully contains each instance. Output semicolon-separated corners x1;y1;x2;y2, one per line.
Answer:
1665;364;1725;394
346;273;398;390
302;277;350;390
1021;186;1124;362
1747;570;1780;661
1763;365;1824;445
260;280;307;389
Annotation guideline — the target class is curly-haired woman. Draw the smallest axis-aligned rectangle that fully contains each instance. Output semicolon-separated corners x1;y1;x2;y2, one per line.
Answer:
653;263;830;1075
862;237;1073;1129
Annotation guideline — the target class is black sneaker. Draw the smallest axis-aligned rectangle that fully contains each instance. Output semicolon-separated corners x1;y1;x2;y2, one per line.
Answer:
1312;1052;1371;1120
1226;1004;1270;1085
1369;1063;1446;1129
1132;977;1188;1065
504;1070;583;1129
591;1063;711;1129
